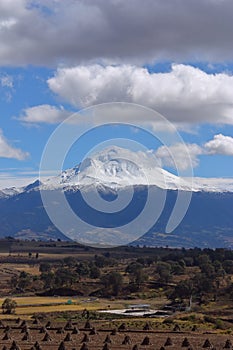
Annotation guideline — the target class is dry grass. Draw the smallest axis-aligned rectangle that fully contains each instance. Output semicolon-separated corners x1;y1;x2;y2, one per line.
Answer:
12;304;100;315
0;297;73;306
10;264;40;275
0;296;129;317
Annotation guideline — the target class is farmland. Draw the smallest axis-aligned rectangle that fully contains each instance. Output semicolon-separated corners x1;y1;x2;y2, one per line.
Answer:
0;239;233;348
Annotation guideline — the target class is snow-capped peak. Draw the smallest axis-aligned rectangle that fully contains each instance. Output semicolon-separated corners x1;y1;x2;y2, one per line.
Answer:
2;146;233;194
0;186;24;198
43;146;181;190
42;146;233;192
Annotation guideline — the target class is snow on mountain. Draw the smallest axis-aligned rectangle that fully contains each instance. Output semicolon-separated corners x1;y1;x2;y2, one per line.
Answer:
0;146;232;247
0;186;24;198
42;146;233;193
1;146;233;195
185;177;233;193
41;146;185;191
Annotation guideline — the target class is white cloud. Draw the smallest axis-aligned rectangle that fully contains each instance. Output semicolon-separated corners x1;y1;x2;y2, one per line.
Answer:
205;134;233;155
155;134;233;171
20;104;71;124
48;64;233;126
48;65;135;106
0;129;29;160
155;143;203;171
0;74;13;88
1;0;233;66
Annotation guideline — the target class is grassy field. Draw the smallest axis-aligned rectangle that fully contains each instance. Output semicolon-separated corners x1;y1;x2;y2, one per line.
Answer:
0;239;232;338
9;264;40;275
0;296;74;306
0;295;170;319
0;296;131;318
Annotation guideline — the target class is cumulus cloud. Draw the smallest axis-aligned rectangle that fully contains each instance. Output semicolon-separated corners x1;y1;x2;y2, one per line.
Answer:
1;0;233;65
0;129;29;160
155;143;203;171
19;104;71;124
155;134;233;171
205;134;233;155
47;64;233;126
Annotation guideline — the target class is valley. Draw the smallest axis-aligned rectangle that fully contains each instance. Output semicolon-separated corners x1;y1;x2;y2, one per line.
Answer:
0;240;233;348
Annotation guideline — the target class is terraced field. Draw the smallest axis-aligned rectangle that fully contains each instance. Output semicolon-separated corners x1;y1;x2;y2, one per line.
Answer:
0;318;232;350
0;267;19;294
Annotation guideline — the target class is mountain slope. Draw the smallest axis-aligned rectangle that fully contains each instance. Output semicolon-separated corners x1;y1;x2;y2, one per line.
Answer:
0;146;232;248
0;184;232;248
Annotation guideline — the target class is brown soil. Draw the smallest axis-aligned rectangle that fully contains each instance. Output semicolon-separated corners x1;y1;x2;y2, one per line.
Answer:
0;318;231;350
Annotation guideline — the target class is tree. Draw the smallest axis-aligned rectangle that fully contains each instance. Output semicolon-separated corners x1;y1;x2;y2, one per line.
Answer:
170;280;194;302
63;257;77;268
170;261;185;275
101;271;123;296
134;267;148;286
156;262;172;283
39;262;51;273
196;254;211;267
41;271;55;289
126;262;147;290
94;255;107;268
193;272;214;294
89;266;101;279
200;262;215;278
2;298;17;314
17;271;31;291
10;275;18;289
55;268;77;288
223;260;233;274
77;262;90;277
126;262;143;274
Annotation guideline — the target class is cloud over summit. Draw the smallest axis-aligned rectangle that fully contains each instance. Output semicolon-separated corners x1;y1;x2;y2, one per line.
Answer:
47;64;233;126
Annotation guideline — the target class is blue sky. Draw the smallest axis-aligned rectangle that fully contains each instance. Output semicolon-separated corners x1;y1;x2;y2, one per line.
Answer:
0;0;233;188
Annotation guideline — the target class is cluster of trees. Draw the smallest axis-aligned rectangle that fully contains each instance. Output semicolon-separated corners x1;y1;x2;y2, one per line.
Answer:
8;247;233;303
169;253;231;304
10;254;117;293
38;256;116;290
